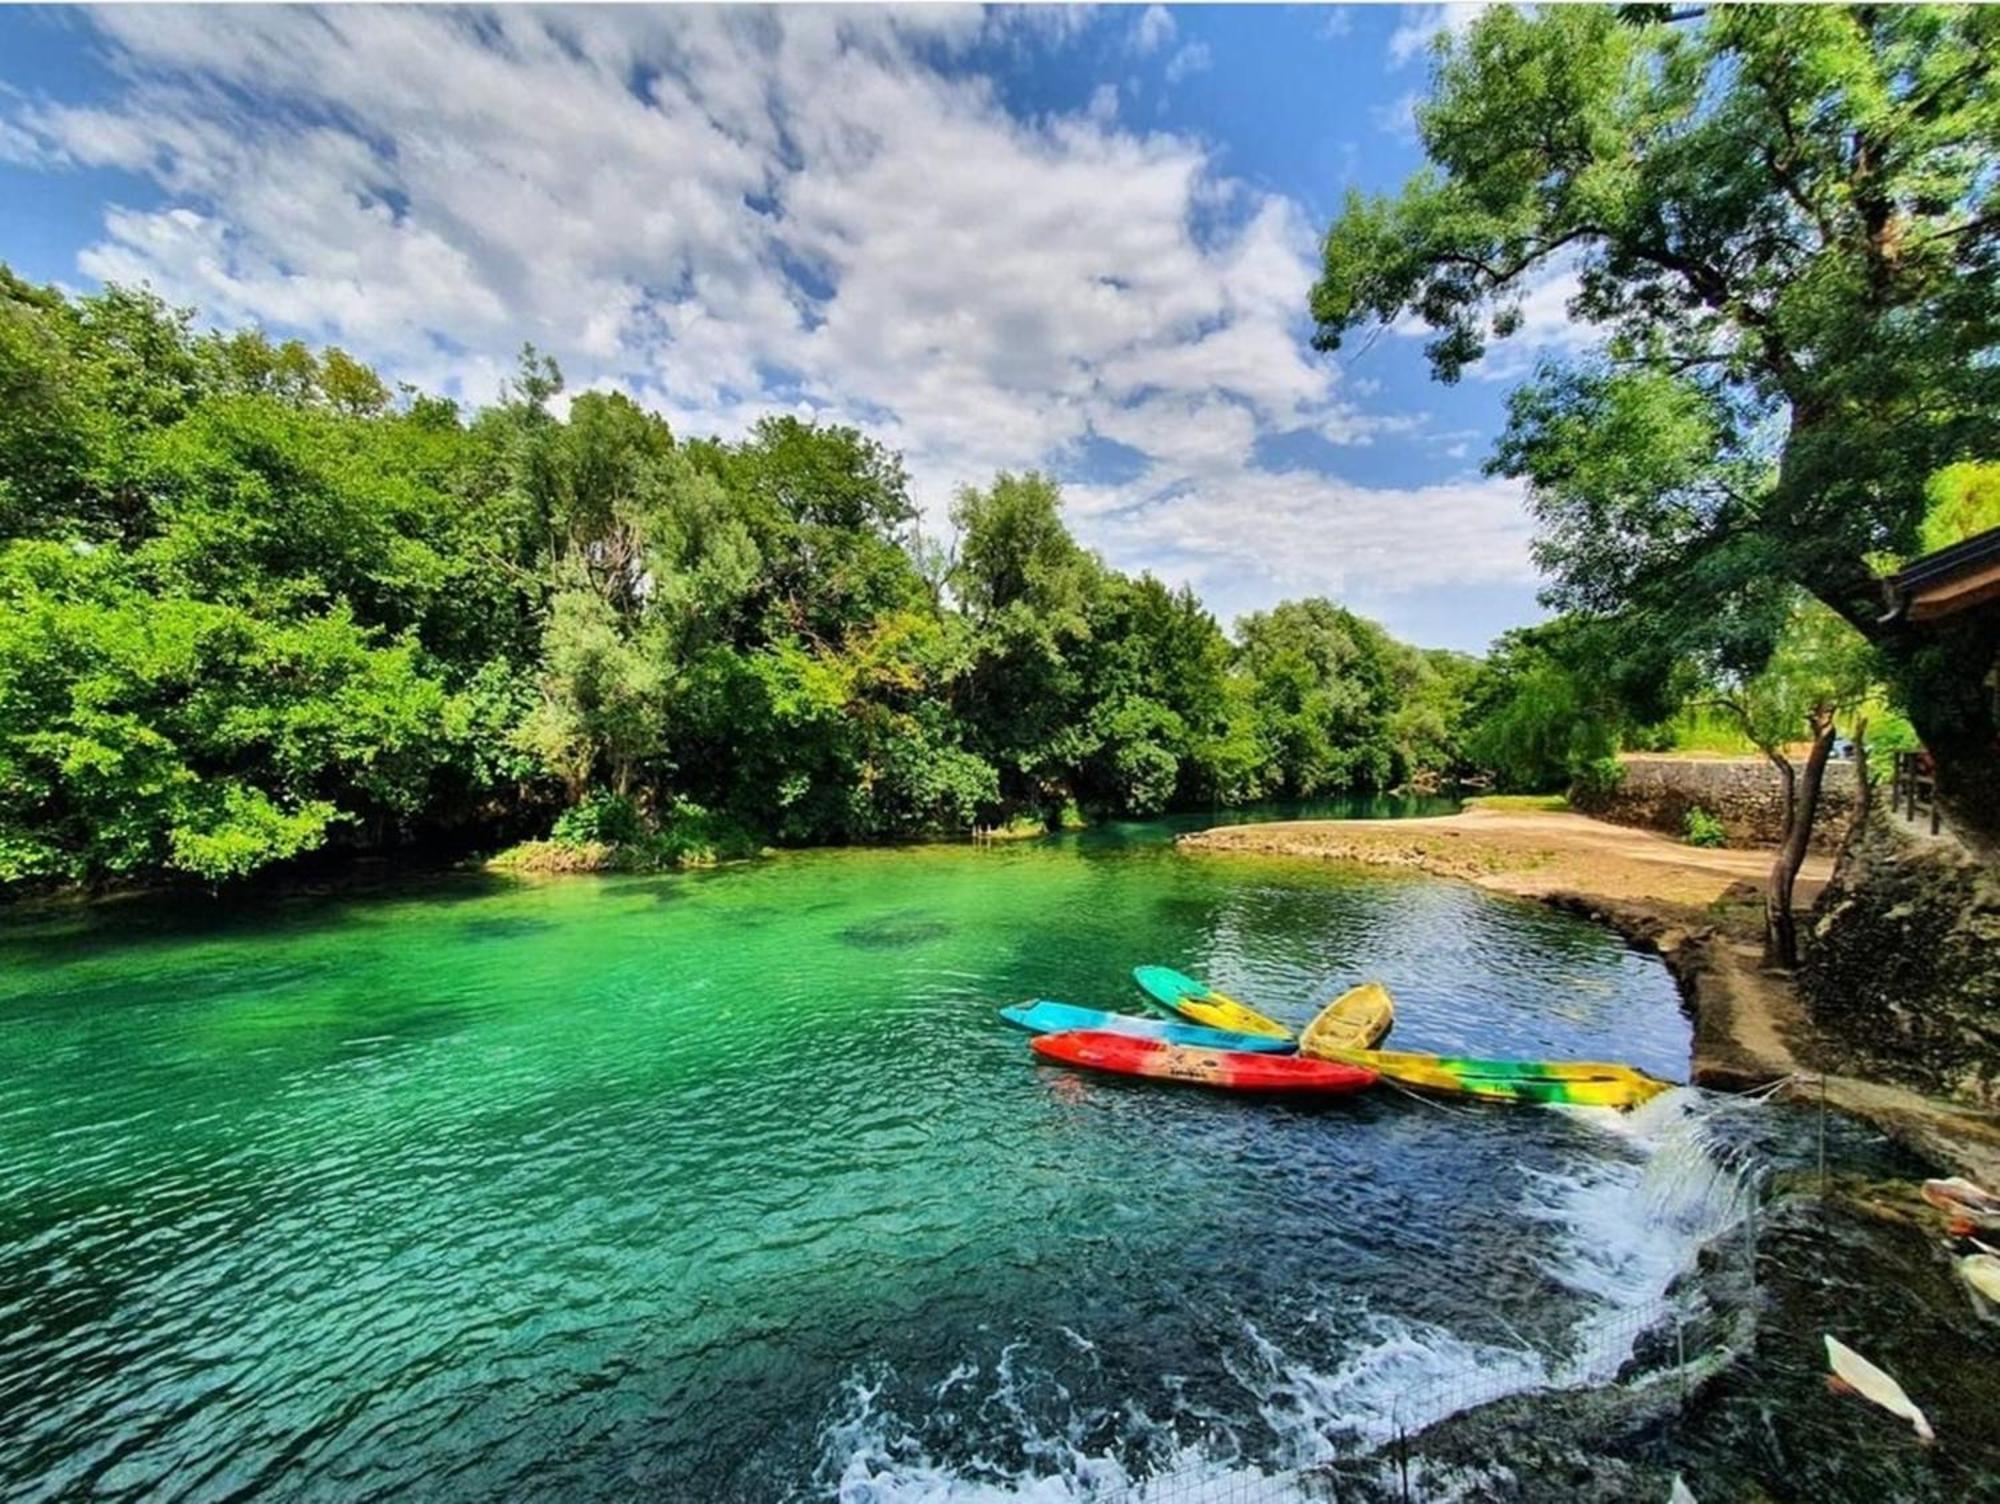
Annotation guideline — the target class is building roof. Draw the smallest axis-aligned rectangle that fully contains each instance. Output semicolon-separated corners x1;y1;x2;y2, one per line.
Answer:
1885;525;2000;624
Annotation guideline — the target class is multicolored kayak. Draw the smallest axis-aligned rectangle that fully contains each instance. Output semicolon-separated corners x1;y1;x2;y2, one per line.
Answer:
1299;982;1395;1053
1296;1039;1674;1109
1031;1030;1376;1095
1131;965;1292;1040
1000;1001;1297;1053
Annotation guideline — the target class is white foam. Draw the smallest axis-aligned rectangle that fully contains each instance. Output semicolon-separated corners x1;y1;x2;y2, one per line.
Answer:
1232;1311;1550;1451
812;1087;1760;1501
1528;1088;1758;1318
814;1363;1313;1503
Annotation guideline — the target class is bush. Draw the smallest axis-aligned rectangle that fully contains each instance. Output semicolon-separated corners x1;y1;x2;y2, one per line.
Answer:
550;791;646;847
1572;756;1627;798
1684;807;1727;848
507;794;762;873
638;798;762;867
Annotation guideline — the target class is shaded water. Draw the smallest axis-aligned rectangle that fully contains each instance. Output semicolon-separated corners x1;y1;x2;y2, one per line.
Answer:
0;813;1708;1501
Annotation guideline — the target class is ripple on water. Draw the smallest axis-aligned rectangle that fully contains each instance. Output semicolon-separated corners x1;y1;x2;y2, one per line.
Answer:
0;829;1713;1499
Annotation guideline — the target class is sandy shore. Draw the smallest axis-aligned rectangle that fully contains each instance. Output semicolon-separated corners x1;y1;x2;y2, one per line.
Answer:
1178;803;1828;908
1178;804;2000;1180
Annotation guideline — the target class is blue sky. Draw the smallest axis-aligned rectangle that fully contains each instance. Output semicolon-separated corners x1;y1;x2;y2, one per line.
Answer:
0;4;1589;652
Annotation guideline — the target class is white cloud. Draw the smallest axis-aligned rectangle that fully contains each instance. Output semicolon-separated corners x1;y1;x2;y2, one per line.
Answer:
1070;468;1538;631
1388;3;1495;68
1164;41;1213;86
1132;5;1176;55
5;5;1539;606
1371;90;1422;142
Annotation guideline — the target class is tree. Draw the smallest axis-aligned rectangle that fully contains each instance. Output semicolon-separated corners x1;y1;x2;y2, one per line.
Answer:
1310;4;2000;838
513;580;664;801
0;542;460;885
0;264;1505;889
1917;461;2000;556
950;470;1097;622
1459;614;1683;790
1235;600;1401;796
1706;599;1878;967
950;472;1103;813
687;416;924;644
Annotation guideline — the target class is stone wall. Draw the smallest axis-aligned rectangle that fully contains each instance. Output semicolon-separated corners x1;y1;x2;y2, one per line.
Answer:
1800;807;2000;1106
1569;755;1857;853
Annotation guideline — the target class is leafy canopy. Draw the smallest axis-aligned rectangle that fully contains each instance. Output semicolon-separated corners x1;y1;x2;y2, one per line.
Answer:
1312;4;2000;654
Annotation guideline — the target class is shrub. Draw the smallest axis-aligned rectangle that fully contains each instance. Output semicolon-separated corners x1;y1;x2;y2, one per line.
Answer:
550;791;646;847
1684;807;1727;848
1572;756;1626;799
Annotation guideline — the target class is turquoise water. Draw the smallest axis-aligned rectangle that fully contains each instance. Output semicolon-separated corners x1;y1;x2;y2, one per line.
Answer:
0;814;1701;1500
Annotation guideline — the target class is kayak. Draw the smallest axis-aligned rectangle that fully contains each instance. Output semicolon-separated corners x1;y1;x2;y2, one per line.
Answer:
999;1000;1296;1054
1031;1030;1375;1095
1296;1040;1674;1109
1131;965;1292;1040
1299;981;1396;1053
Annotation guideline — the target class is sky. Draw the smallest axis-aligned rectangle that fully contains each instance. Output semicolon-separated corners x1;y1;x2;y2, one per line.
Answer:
0;3;1595;653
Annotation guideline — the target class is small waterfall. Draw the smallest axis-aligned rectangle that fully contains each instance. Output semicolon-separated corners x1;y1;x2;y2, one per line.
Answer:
810;1088;1769;1502
1241;1087;1767;1448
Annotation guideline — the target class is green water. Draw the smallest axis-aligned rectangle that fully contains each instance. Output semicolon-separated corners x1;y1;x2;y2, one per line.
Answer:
0;814;1698;1500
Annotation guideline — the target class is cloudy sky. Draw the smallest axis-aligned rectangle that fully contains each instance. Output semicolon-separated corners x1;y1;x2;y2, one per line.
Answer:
0;3;1587;652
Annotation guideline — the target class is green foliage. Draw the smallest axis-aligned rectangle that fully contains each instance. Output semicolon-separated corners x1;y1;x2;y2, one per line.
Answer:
0;268;1498;892
1712;597;1881;756
1573;756;1627;799
1459;620;1642;791
1919;462;2000;556
0;541;457;885
1235;599;1411;796
1312;3;2000;828
550;791;646;848
1684;807;1727;849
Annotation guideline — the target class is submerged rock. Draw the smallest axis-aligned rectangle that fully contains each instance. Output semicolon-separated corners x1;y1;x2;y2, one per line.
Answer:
836;913;954;949
1337;1177;2000;1501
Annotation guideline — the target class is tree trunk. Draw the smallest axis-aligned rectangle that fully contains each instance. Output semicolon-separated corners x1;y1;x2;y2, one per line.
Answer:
1766;709;1838;970
1841;716;1871;862
1761;744;1797;967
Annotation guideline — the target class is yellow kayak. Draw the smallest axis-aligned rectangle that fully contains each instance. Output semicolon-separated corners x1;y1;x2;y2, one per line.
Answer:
1130;965;1292;1040
1300;982;1396;1054
1300;1041;1674;1109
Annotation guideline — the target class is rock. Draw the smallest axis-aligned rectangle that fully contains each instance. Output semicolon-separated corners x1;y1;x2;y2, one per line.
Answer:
1800;806;2000;1108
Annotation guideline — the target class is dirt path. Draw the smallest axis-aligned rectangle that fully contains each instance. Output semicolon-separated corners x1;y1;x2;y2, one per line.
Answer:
1177;804;1830;910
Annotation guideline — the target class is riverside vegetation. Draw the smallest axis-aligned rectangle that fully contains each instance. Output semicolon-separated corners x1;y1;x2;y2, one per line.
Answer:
0;269;1491;893
0;262;1976;904
7;7;1998;917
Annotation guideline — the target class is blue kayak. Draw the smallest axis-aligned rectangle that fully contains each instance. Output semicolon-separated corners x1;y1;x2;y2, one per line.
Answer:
999;1000;1296;1054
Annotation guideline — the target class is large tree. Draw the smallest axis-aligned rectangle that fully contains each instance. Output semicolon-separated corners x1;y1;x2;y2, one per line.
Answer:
1310;4;2000;839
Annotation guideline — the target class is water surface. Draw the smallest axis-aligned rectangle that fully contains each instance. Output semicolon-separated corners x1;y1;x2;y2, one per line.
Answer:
0;813;1701;1500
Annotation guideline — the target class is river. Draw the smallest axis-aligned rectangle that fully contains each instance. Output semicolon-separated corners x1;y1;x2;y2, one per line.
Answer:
0;806;1739;1501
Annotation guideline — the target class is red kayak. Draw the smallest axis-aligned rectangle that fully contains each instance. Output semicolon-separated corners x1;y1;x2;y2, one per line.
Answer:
1030;1030;1377;1095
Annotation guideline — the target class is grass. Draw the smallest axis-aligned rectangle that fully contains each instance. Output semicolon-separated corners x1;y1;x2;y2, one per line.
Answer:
1465;793;1571;813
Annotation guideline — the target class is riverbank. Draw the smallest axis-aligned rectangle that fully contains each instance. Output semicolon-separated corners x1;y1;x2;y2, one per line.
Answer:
1176;805;2000;1183
1178;805;2000;1497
